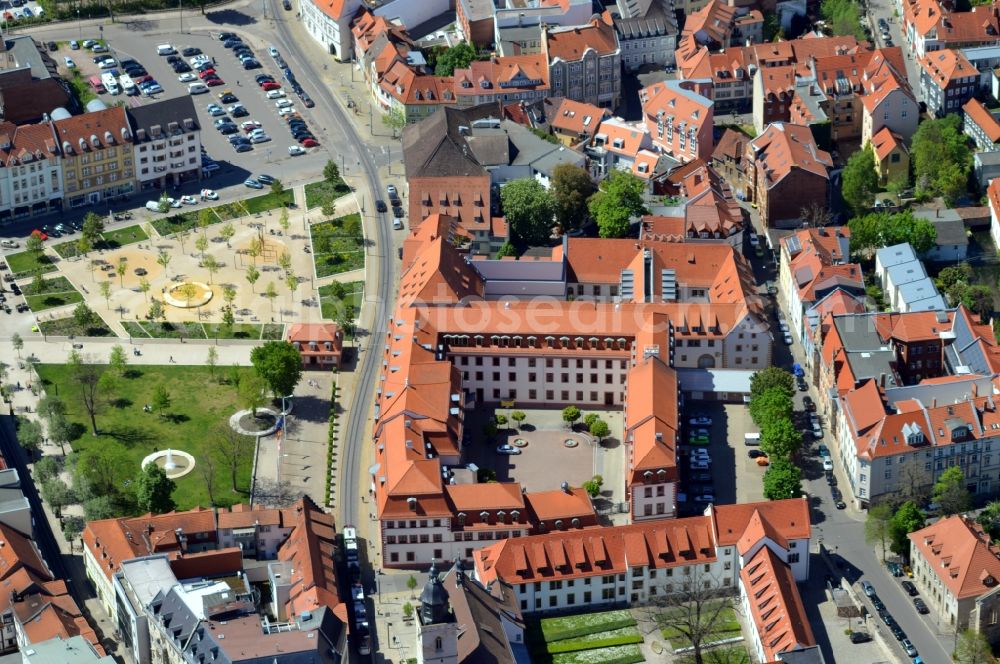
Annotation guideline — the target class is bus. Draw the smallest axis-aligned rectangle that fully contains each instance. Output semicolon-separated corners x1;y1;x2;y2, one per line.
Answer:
88;75;105;94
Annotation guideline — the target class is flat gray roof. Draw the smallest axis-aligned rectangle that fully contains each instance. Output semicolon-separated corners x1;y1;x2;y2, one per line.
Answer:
676;368;755;393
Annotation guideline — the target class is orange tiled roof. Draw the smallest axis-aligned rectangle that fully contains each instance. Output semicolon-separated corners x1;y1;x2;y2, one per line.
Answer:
546;20;619;62
0;122;60;168
740;546;816;661
454;55;549;97
910;515;1000;599
712;499;811;546
277;497;344;619
965;98;1000;143
51;106;131;155
920;48;978;88
871;127;906;161
549;98;610;137
861;48;913;111
380;61;455;105
749;123;833;188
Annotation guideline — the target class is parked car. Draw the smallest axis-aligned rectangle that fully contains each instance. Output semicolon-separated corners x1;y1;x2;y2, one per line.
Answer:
887;561;904;577
244;178;263;189
902;640;917;658
861;581;875;597
817;444;830;457
748;449;766;459
913;598;929;614
901;580;918;596
822;458;833;471
257;174;275;185
849;632;872;644
689;416;712;427
803;395;815;411
288;145;305;156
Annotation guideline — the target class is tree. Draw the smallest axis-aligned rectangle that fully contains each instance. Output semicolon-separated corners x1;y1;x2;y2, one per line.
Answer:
25;234;43;256
912;114;972;202
841;144;879;214
73;441;130;499
583;475;604;498
749;387;793;427
248;237;263;265
203;255;220;284
176;229;191;254
496;241;517;258
500;178;555;245
246;265;260;293
589;418;610;442
147;299;165;323
321;197;337;218
198;452;218;506
221;305;236;336
264;281;278;312
40;478;75;518
108;344;128;377
207;346;219;379
821;0;865;39
67;350;105;436
210;423;253;493
277;251;293;274
511;410;526;429
433;41;477;76
249;342;304;397
34;457;61;484
323;159;342;185
562;406;581;428
654;570;735;664
62;516;84;549
285;272;298;298
848;211;937;258
889;501;925;557
37;395;66;423
381;106;407;138
762;457;802;500
16;418;42;458
139;277;151;302
152;384;171;418
48;415;74;456
550;163;594;231
954;629;996;664
156;193;171;214
279;208;290;235
238;373;267;418
584;413;600;430
979;500;1000;540
98;280;112;308
271;178;285;198
116;257;128;287
11;333;22;359
76;236;93;258
81;211;104;245
934;466;972;515
406;574;418;597
83;495;130;521
402;602;414;619
136;463;176;514
75;303;98;331
195;234;209;259
760;418;802;458
156;250;172;278
197;209;214;235
589;170;648;238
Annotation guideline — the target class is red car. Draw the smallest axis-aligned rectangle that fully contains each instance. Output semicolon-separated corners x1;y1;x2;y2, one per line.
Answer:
300;138;319;148
30;229;47;241
134;75;152;84
261;81;281;91
198;68;216;79
206;78;225;86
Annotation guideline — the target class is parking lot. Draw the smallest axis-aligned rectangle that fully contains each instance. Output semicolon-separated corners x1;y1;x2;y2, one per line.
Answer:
677;401;765;515
49;31;330;189
0;0;44;21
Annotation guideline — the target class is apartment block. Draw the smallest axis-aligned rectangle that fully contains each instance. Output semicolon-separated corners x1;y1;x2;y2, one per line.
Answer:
52;106;135;209
0;122;62;223
745;123;832;228
545;20;622;108
127;96;201;192
920;49;979;117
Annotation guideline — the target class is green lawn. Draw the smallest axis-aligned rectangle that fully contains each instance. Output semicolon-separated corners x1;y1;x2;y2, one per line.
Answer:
676;647;750;664
547;627;643;654
550;645;644;664
53;224;149;259
318;281;363;320
38;314;113;337
304;179;351;209
262;324;284;339
22;276;83;312
151;191;293;236
310;214;365;278
659;604;741;649
541;611;636;642
122;320;207;339
36;364;256;510
5;250;58;279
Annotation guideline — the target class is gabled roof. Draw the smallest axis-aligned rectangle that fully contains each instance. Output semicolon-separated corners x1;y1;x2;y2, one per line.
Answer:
920;48;977;88
276;497;344;619
740;546;816;661
910;516;1000;599
712;499;811;546
546;20;620;62
964;98;1000;143
548;97;610;137
402;103;501;179
749;123;833;188
871;127;907;161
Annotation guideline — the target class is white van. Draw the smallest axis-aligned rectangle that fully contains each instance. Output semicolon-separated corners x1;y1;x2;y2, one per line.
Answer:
101;72;120;95
119;73;136;95
156;44;176;55
744;432;761;446
188;82;208;95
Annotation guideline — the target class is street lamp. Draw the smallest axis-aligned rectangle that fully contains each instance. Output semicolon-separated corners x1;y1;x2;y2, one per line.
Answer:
178;0;183;34
77;8;82;42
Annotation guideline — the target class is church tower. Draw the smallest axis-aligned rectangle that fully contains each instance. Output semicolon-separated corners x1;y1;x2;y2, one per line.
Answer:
416;561;458;664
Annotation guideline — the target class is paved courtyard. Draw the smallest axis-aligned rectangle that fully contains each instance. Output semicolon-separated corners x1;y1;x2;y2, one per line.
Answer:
463;407;626;508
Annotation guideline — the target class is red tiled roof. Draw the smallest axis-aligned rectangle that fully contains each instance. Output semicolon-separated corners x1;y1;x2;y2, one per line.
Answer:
920;48;977;88
965;98;1000;143
740;546;816;661
546;20;619;62
910;516;1000;600
749;123;833;188
871;127;906;161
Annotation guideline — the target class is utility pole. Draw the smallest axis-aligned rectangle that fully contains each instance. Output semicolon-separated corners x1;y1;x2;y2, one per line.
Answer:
178;0;183;34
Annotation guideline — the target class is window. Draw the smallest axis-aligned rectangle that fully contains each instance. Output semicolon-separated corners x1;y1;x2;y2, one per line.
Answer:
789;553;800;563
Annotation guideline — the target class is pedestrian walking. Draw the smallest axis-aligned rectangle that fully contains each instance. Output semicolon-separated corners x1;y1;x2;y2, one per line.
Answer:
169;355;174;363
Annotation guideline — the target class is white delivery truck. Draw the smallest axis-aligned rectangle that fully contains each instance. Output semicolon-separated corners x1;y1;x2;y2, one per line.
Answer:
119;73;136;95
101;72;120;95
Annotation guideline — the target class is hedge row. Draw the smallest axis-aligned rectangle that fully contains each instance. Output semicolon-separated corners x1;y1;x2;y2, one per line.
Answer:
547;628;643;654
540;611;636;642
551;645;644;664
